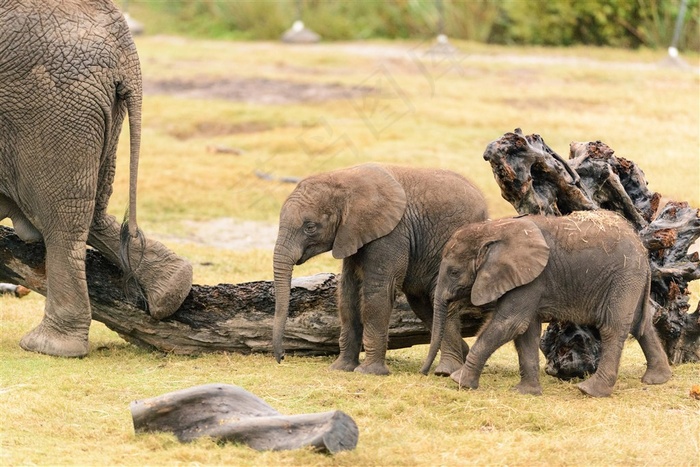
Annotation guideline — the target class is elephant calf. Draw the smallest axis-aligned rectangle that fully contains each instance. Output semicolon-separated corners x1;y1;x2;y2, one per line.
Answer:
272;163;488;375
422;210;672;397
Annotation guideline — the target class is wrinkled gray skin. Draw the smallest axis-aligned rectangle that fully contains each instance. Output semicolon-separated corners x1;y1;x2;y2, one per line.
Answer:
273;163;488;375
0;0;192;357
422;211;672;397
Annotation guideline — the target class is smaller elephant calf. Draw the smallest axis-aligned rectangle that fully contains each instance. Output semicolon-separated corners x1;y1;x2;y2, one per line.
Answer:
422;210;672;397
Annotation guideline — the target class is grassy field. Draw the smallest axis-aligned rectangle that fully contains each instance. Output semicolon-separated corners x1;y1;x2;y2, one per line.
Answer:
1;35;699;465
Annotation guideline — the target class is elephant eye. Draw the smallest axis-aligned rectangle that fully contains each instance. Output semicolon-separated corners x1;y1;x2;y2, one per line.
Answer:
303;222;317;235
447;267;460;278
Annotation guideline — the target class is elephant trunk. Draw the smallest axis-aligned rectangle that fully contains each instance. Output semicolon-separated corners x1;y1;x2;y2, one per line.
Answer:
420;294;449;375
272;239;301;363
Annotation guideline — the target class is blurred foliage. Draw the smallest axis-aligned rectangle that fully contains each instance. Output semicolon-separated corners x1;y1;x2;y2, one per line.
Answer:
129;0;699;51
493;0;700;49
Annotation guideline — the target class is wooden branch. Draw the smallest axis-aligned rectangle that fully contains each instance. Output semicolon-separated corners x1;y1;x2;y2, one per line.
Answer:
539;322;601;380
0;226;486;356
130;383;358;453
484;129;700;374
483;128;597;216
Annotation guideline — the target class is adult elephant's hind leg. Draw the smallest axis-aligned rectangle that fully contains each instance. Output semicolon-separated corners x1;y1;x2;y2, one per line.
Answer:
20;225;91;357
0;194;42;243
88;216;192;319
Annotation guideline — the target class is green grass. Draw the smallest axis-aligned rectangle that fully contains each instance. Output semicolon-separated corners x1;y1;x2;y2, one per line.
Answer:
2;36;699;465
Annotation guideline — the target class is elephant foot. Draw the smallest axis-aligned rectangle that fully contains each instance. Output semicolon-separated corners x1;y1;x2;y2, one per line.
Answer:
450;368;479;390
329;356;360;372
641;365;672;385
136;246;193;320
354;361;390;376
434;358;464;377
513;381;542;396
577;378;613;397
19;321;88;358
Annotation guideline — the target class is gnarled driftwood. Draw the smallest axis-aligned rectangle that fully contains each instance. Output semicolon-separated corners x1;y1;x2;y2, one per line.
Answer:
484;129;700;378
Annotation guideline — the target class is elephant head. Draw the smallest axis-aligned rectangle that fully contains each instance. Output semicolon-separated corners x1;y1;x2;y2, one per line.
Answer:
421;217;550;374
272;163;407;362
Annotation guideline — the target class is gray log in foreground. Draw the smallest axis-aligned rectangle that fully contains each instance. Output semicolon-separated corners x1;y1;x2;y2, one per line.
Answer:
0;225;486;355
130;383;358;453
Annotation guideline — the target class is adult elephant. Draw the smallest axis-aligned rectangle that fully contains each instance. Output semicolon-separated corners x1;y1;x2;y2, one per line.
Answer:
272;163;488;375
0;0;192;357
421;211;672;397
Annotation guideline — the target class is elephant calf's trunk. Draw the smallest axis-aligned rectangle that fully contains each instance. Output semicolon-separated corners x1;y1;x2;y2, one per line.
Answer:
420;297;448;375
272;250;296;363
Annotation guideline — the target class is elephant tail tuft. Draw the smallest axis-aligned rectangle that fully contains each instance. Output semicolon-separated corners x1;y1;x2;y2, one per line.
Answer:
120;215;148;309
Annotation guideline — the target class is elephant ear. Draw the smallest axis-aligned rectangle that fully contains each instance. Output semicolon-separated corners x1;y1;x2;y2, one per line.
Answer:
332;164;407;259
471;218;550;306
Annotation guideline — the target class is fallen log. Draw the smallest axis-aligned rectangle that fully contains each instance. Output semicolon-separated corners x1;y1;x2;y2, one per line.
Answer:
484;129;700;377
130;383;358;453
0;225;486;356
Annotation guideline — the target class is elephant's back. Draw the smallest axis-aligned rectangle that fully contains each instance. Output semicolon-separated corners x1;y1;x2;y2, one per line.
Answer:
387;166;488;219
389;166;489;292
535;211;649;314
537;210;645;257
0;0;134;95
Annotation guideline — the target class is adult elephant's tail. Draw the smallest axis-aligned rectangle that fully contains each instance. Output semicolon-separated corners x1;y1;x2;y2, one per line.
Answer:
119;82;146;303
125;84;142;239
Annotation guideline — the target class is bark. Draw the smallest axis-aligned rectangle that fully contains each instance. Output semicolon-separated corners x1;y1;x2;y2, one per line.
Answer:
0;225;486;355
484;129;700;377
130;383;358;453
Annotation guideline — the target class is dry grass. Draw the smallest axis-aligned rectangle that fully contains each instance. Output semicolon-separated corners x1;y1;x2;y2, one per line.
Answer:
1;36;699;465
2;295;698;466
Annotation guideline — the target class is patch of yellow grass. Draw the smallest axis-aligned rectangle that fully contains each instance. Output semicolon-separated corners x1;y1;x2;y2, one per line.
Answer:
2;294;699;466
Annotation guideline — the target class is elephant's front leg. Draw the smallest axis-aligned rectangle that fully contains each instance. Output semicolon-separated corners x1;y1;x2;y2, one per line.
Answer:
19;229;92;357
354;274;395;376
329;260;363;372
88;216;192;319
452;298;535;390
513;320;543;395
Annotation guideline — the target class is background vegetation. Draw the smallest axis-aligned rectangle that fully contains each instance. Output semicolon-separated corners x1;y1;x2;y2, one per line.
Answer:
1;17;699;467
126;0;700;51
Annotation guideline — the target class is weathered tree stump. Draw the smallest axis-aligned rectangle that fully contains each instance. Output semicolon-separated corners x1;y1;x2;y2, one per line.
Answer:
484;129;700;378
130;383;358;453
0;225;486;356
